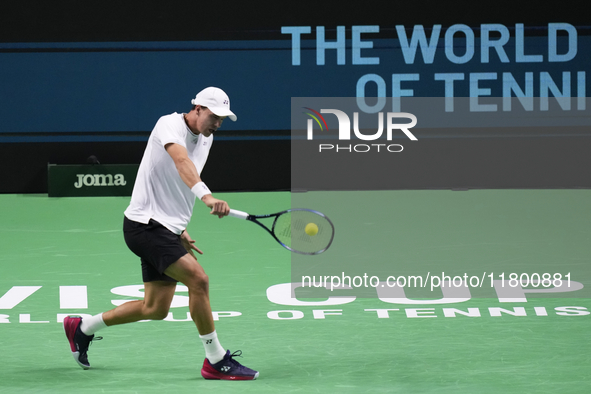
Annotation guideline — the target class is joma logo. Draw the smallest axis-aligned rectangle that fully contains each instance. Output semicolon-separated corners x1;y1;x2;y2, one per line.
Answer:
74;174;127;189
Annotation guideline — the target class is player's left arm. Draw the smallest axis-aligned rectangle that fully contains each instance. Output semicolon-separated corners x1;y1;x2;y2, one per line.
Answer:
165;142;230;217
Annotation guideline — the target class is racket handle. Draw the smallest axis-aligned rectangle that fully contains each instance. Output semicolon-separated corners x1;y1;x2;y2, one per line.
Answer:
228;209;249;220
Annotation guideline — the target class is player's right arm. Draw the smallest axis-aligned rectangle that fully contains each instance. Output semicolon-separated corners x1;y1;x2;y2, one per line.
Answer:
165;142;230;217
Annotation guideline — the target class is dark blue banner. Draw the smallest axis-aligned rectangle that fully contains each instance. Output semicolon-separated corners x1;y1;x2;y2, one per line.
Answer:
1;24;589;142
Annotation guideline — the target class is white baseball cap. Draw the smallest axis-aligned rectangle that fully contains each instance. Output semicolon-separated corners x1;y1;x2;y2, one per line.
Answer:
191;87;237;121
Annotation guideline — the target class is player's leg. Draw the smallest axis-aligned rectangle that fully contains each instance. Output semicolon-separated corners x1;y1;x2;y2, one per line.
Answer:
102;281;177;325
64;281;176;369
101;217;183;325
65;218;184;369
164;253;214;334
164;253;259;380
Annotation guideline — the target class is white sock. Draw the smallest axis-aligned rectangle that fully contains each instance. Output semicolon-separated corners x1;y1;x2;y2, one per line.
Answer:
80;313;107;336
199;330;226;364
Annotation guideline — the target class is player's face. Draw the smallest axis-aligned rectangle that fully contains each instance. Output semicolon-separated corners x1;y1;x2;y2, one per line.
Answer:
195;107;225;137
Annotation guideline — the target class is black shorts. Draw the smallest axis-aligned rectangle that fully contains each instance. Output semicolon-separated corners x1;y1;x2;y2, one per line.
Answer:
123;216;188;282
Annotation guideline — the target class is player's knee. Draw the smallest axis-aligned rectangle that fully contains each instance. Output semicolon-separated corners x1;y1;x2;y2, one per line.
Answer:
145;305;170;320
188;271;209;294
152;309;170;320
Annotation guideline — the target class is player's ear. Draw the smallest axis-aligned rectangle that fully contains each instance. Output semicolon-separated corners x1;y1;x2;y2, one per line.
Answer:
196;105;207;116
195;105;208;115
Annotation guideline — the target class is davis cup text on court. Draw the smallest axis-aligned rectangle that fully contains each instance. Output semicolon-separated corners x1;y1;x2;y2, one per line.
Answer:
0;279;584;314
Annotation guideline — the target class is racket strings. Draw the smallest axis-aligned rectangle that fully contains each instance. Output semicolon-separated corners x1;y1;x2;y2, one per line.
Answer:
274;210;334;254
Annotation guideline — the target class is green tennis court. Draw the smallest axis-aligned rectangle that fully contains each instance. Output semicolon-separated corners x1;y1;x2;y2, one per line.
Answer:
0;190;589;393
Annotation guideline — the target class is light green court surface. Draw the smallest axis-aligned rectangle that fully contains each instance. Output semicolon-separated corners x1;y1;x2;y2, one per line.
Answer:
0;191;589;394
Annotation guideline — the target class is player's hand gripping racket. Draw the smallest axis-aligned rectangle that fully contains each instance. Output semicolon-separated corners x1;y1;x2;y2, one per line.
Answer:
228;208;335;255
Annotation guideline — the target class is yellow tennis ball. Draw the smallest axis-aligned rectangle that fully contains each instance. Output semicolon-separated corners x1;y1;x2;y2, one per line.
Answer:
305;222;319;236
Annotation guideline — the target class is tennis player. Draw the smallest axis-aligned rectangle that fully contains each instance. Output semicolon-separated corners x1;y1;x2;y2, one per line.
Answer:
63;87;259;380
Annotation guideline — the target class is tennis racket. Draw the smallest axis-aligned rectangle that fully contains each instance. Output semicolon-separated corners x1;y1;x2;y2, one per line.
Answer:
228;208;335;255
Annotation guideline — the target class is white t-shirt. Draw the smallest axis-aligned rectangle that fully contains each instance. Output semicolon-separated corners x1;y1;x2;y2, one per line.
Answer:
124;112;213;234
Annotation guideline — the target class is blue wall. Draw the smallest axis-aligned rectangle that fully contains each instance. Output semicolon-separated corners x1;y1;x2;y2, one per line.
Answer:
1;2;590;192
1;30;589;142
